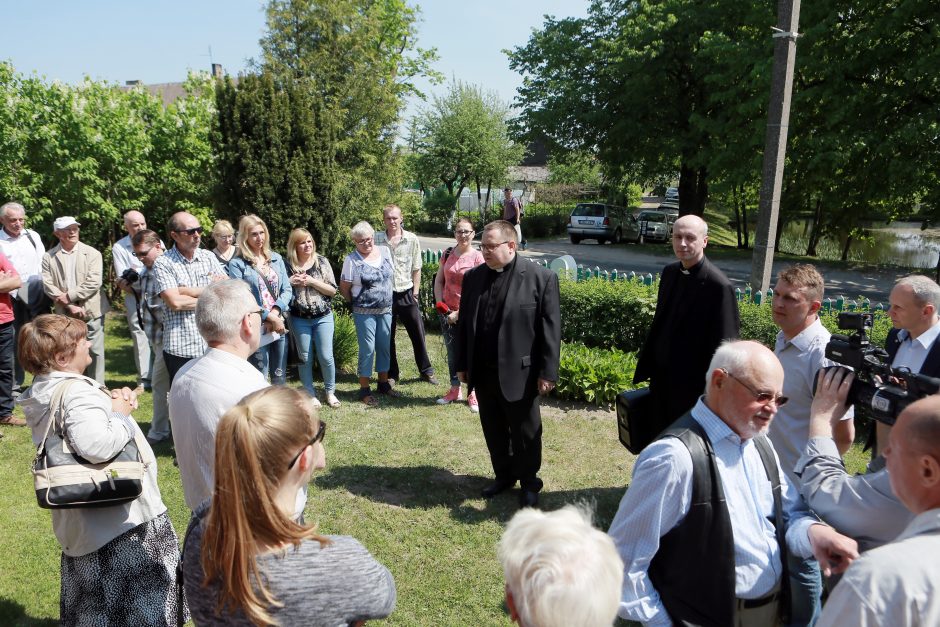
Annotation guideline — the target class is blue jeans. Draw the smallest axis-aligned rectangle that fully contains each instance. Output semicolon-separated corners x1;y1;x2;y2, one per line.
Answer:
353;312;391;378
250;333;287;385
440;314;459;387
787;552;822;626
292;313;336;397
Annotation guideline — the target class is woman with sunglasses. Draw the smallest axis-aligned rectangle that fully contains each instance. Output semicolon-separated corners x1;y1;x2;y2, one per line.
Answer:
210;219;237;275
432;217;484;410
339;221;396;406
286;228;340;408
229;215;293;384
183;386;396;626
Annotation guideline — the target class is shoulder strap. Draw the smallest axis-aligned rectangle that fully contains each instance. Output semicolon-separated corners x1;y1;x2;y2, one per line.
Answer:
26;229;41;252
443;246;454;264
32;378;82;464
754;436;791;624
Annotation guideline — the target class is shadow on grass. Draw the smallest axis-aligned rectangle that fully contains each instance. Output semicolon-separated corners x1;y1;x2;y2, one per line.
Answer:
0;598;58;627
314;464;625;525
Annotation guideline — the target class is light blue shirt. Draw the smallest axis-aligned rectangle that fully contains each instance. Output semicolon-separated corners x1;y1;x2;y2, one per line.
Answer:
608;399;818;626
891;319;940;372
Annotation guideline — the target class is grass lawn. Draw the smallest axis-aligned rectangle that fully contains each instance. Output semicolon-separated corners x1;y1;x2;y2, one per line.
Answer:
0;313;633;626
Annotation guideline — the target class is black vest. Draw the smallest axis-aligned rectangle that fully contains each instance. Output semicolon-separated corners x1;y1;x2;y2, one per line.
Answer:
647;412;789;627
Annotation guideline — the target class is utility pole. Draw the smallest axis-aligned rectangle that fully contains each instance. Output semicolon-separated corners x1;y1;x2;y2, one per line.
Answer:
750;0;801;300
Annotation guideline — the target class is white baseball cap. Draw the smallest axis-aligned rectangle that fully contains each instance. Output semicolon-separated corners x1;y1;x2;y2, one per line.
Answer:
53;216;81;230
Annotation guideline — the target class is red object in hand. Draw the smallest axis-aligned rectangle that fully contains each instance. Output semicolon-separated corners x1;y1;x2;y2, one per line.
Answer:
435;301;451;315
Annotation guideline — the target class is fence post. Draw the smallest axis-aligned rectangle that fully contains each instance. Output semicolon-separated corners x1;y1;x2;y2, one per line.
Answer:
612;269;619;281
754;291;762;305
735;287;743;301
644;273;653;286
836;296;845;311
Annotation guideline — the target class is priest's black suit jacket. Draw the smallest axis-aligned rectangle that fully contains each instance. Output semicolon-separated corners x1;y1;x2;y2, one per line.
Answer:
455;257;561;402
634;257;740;431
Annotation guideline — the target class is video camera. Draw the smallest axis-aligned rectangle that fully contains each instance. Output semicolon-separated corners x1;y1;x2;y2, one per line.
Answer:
121;268;140;285
823;312;940;426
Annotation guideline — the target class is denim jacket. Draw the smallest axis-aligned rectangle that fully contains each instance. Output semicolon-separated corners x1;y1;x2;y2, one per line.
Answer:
229;251;293;321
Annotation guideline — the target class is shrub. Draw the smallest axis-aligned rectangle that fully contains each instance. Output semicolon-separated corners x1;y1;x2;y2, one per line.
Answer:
332;312;359;374
556;342;638;406
559;277;658;353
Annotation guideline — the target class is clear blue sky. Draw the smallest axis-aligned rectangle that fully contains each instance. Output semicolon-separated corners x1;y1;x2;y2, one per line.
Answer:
4;0;589;125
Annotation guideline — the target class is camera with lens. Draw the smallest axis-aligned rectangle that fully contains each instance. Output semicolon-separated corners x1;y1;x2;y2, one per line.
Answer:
121;268;140;284
823;312;940;426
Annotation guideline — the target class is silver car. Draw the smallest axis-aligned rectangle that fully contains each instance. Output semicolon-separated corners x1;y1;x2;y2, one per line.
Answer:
637;210;670;242
567;203;640;244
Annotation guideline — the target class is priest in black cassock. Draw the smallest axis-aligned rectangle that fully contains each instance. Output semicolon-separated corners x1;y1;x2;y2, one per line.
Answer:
633;214;740;441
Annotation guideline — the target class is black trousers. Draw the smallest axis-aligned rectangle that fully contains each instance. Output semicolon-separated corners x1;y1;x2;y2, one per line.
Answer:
388;290;433;380
473;366;543;492
0;321;14;416
163;351;194;387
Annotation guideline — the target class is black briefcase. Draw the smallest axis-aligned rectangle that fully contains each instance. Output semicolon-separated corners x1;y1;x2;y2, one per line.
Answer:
616;387;657;454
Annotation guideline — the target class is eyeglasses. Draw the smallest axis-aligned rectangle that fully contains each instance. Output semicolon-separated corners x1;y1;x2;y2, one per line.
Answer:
132;248;154;258
455;229;474;235
246;309;263;320
287;420;327;469
355;237;374;246
174;226;203;236
215;234;234;241
722;370;789;406
481;240;512;253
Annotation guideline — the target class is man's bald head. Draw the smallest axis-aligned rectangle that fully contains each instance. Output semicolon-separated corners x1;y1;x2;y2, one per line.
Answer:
123;210;147;237
886;396;940;513
672;215;709;268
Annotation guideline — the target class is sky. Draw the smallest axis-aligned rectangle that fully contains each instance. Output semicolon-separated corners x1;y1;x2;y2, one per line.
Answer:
3;0;589;126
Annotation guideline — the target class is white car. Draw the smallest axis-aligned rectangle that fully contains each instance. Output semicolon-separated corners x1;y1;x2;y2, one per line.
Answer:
636;210;670;242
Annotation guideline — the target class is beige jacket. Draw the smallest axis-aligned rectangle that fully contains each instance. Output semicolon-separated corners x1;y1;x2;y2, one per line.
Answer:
42;241;110;320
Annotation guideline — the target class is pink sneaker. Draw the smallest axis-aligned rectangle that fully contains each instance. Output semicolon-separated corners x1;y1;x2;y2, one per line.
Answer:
437;386;463;405
468;390;479;413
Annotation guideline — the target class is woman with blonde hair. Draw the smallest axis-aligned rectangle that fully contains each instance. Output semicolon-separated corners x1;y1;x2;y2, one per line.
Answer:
229;214;292;384
182;386;396;626
17;314;186;626
210;219;237;274
287;228;340;408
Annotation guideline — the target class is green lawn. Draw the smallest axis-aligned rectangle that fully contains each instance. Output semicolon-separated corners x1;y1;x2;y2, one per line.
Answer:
0;314;633;626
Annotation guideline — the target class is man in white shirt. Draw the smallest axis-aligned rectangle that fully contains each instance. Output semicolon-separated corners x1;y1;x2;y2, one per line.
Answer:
169;279;304;517
817;395;940;627
0;201;48;391
770;264;854;625
112;211;152;393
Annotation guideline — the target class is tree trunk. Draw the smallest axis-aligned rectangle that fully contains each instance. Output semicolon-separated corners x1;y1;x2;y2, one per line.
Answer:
773;207;783;252
805;197;822;256
733;185;743;248
482;179;492;223
743;201;749;248
840;232;853;261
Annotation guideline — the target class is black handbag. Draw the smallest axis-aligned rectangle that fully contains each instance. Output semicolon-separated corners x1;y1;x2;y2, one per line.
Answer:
616;387;657;454
31;379;146;509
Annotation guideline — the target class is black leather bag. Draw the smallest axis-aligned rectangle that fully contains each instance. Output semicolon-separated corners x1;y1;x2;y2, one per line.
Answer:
616;387;657;454
32;380;145;509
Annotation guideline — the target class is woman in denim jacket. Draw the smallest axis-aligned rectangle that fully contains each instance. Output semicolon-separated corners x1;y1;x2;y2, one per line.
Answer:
229;214;293;384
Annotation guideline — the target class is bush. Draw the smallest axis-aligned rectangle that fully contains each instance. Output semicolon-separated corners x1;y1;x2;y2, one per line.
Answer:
556;342;638;406
559;278;658;353
332;312;359;374
522;212;568;238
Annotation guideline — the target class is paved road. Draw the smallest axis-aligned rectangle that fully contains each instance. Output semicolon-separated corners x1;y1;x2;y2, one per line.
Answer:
417;234;912;305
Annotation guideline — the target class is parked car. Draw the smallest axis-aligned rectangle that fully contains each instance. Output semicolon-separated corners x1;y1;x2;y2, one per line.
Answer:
665;186;679;201
567;203;639;244
658;200;679;214
636;210;670;242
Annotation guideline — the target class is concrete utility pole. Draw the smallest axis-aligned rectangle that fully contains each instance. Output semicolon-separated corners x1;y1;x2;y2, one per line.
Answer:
750;0;801;300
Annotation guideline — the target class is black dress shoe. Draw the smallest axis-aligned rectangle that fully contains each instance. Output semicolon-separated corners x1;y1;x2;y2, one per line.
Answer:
481;479;516;499
519;489;539;508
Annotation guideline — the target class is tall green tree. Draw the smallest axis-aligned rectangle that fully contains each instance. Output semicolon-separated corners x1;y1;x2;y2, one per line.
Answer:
215;0;439;259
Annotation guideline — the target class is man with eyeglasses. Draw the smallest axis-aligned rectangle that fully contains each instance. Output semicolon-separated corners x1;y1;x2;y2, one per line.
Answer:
41;216;110;384
132;229;171;444
151;211;226;383
112;210;161;394
0;201;49;395
455;220;560;509
770;264;854;626
374;203;438;385
168;280;309;517
609;340;859;627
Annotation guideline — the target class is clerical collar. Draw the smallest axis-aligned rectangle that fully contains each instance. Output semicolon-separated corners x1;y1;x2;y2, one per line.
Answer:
679;257;705;276
488;256;516;274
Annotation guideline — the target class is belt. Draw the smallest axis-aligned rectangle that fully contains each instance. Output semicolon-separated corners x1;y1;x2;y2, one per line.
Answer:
736;590;779;610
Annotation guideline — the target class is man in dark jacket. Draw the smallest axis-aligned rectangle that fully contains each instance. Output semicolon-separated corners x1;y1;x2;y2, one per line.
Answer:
634;214;740;442
455;220;561;508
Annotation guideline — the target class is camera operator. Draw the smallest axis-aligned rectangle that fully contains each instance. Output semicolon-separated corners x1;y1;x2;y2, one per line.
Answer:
797;367;913;553
816;394;940;626
877;275;940;459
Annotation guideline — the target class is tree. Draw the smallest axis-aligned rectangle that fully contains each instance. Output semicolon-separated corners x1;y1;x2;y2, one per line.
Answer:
546;150;602;187
213;0;440;260
410;81;524;225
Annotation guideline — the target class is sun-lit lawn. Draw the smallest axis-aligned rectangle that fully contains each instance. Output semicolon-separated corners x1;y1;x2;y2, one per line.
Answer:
0;314;633;626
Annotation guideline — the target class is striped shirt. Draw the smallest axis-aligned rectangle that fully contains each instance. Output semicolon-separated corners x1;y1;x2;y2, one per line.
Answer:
151;247;223;358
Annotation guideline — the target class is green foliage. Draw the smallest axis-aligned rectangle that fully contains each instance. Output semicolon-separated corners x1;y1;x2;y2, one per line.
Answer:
546;150;601;186
738;299;781;347
556;342;638;406
332;312;359;374
558;277;658;353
